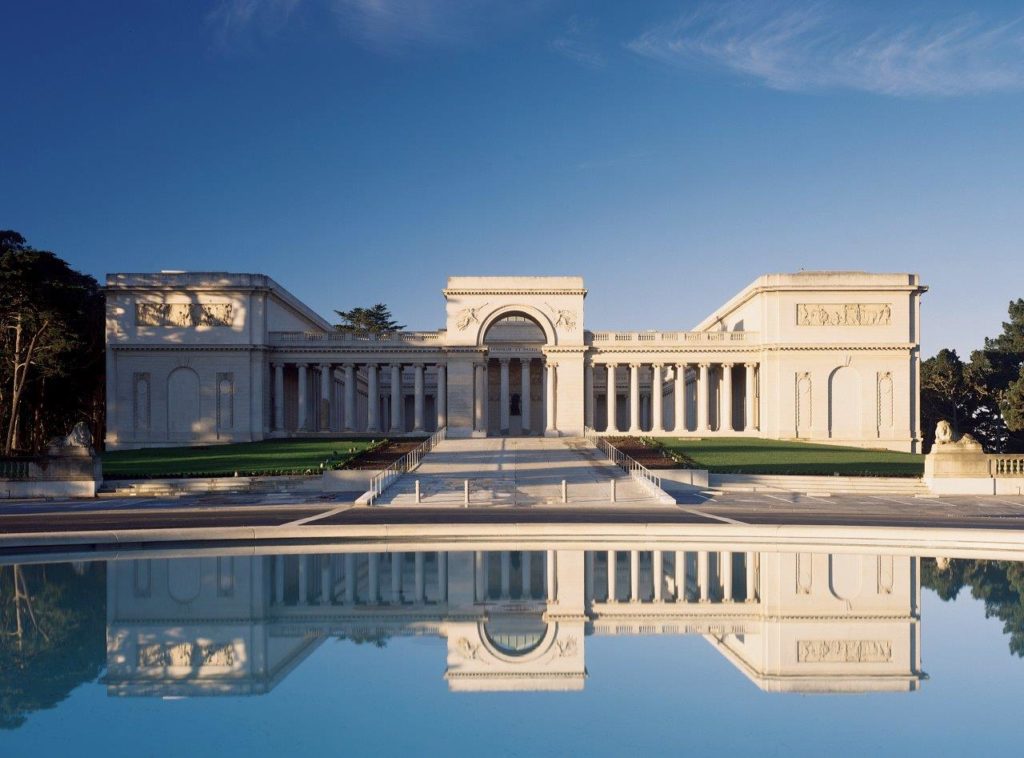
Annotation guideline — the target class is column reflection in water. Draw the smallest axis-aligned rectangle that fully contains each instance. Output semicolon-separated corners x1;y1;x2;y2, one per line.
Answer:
104;545;924;696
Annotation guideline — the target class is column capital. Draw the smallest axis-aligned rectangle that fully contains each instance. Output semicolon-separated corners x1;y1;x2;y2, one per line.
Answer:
650;362;663;369
604;361;617;368
547;361;559;369
498;357;510;366
389;362;403;369
629;362;642;369
341;362;355;370
744;361;757;369
721;362;734;369
319;361;332;370
698;362;709;369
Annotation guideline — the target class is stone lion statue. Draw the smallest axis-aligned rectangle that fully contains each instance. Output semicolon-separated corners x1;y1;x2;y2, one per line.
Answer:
46;422;94;455
934;420;954;445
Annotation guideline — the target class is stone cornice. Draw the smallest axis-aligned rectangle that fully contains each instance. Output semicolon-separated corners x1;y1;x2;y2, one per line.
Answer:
443;288;587;297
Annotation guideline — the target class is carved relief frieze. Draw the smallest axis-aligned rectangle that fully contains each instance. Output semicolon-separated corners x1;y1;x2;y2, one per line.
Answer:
455;305;487;331
137;641;237;668
135;302;233;327
797;639;892;663
797;303;892;327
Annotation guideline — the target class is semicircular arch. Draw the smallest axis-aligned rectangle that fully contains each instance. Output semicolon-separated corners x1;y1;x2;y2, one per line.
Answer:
476;304;557;347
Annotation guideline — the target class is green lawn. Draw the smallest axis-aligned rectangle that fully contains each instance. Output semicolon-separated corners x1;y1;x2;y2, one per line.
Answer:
102;438;383;479
653;437;924;477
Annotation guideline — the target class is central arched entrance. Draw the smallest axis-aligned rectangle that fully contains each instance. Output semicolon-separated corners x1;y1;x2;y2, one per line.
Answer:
482;313;549;436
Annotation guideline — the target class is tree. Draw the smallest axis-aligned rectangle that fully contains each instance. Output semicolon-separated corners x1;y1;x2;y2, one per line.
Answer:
966;299;1024;451
920;349;974;451
333;304;405;337
0;562;106;729
0;232;104;454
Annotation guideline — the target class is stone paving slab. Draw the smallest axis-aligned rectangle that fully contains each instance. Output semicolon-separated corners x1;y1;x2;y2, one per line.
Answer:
376;437;656;506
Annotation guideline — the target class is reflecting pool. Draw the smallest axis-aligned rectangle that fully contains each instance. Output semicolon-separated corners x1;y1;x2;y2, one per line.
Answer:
3;542;1024;755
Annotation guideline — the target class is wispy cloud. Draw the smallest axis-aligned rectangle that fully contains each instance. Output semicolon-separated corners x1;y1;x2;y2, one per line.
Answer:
550;16;605;68
208;0;547;54
627;2;1024;96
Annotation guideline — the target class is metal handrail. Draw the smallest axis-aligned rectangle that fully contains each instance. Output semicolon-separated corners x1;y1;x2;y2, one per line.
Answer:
367;427;446;505
583;427;664;494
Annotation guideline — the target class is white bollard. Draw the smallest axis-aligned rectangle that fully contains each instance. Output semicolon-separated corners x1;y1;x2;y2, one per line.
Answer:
610;478;617;503
464;479;470;507
415;479;421;504
561;479;567;504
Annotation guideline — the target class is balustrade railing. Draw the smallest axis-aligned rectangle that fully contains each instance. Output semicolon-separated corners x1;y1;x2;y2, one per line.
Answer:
0;459;31;480
366;427;446;505
991;455;1024;477
270;330;444;344
588;331;755;345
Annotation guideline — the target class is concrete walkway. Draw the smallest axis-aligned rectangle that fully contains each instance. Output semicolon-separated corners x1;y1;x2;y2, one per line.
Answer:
375;437;658;507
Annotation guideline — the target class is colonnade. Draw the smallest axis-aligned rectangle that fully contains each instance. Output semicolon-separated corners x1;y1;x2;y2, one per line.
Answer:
591;361;759;434
585;549;758;603
478;357;556;436
269;361;447;435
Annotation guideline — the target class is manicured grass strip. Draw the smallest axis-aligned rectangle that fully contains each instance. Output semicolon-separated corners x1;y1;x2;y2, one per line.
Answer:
102;438;383;479
652;437;924;477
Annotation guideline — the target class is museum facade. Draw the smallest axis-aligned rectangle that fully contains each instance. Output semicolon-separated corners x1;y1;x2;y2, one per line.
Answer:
104;271;927;451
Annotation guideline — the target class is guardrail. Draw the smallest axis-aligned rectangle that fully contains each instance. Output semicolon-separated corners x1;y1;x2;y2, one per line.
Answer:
991;455;1024;477
583;427;673;503
365;427;446;505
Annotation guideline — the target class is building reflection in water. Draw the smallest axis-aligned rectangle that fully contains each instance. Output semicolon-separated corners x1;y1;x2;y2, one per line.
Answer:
106;548;922;696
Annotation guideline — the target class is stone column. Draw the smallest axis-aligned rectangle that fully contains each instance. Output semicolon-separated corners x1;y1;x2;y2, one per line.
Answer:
545;361;557;434
273;363;285;431
520;358;531;435
475;551;487;602
545;550;556;602
500;551;511;599
389;364;403;434
474;363;486;433
275;555;285;605
438;552;448;602
744;363;756;432
343;364;356;431
366;364;381;433
675;550;686;602
628;364;641;433
436;364;447;429
368;554;380;604
674;364;686;432
499;358;510;435
584;362;595;429
721;363;734;433
721;551;733;602
698;550;710;602
745;552;757;602
629;550;640;602
414;552;425;602
319;363;332;431
651;364;664;433
584;552;594;602
296;363;308;431
297;556;308;605
345;554;356;604
606;364;618;433
697;363;709;432
391;552;402;603
413;364;425;432
653;551;663;602
607;550;617;602
521;551;532;598
321;557;332;605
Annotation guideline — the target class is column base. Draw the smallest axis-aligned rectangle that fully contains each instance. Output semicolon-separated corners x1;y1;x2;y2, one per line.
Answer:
544;430;561;438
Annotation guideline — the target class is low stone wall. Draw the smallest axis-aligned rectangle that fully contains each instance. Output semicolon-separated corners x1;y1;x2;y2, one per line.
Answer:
923;440;1024;495
1;454;101;499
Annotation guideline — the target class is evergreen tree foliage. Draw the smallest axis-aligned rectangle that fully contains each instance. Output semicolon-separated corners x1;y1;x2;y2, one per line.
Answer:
333;304;405;337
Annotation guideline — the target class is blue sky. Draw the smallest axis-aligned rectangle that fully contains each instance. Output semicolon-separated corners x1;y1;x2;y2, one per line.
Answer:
3;0;1023;356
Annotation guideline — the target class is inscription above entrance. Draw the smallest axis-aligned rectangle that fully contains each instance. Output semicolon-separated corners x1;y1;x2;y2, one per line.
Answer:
797;303;891;327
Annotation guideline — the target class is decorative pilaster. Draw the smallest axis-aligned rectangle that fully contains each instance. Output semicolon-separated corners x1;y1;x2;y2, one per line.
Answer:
744;363;757;432
584;362;595;429
545;361;557;434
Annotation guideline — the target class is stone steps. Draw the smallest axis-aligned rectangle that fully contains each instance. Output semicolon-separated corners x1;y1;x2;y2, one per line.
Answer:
709;473;929;495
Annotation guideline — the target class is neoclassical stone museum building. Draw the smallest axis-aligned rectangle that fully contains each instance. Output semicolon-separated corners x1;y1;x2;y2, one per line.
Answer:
104;271;927;452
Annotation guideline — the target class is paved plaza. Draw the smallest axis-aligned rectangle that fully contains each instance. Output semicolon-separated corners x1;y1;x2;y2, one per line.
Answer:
376;437;654;506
